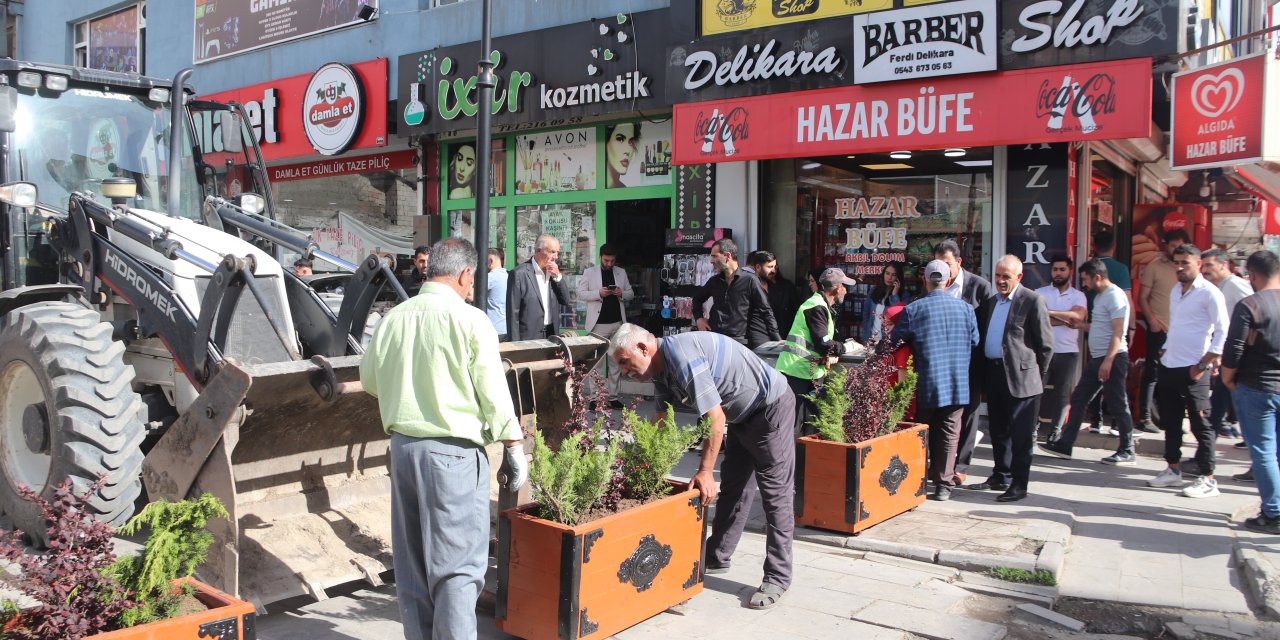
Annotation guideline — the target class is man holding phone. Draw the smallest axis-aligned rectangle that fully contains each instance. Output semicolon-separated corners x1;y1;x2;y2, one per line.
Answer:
578;244;634;407
508;234;572;341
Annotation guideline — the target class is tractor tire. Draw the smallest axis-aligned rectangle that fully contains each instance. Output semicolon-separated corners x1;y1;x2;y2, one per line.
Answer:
0;302;146;545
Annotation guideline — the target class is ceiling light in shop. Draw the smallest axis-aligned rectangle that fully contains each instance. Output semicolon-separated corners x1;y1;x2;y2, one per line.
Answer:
944;148;966;157
860;163;914;170
889;151;911;159
954;160;993;167
801;161;822;170
846;155;856;159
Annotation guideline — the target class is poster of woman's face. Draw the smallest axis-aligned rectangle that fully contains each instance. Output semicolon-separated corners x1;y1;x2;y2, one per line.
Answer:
605;120;672;189
448;143;477;199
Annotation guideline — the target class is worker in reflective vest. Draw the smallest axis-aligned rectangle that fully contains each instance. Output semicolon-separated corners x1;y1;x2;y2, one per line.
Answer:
776;267;858;435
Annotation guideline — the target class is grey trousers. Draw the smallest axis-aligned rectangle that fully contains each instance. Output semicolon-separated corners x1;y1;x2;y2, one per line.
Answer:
706;388;797;590
390;433;489;640
587;321;623;399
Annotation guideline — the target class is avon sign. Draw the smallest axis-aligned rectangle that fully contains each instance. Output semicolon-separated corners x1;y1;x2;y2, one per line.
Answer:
673;58;1151;164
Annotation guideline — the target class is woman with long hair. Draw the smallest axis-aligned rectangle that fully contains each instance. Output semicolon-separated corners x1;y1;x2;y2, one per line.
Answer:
605;122;640;188
861;262;911;344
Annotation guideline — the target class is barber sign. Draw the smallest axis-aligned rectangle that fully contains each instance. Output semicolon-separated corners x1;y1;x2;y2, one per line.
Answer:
853;0;997;84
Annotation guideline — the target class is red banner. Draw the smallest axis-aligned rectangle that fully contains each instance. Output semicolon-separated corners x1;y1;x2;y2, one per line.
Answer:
672;58;1152;164
198;59;388;162
1170;54;1268;170
270;149;417;182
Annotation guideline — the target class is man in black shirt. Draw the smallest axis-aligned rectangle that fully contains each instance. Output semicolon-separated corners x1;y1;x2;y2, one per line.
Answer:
1221;250;1280;534
749;250;801;334
694;239;781;349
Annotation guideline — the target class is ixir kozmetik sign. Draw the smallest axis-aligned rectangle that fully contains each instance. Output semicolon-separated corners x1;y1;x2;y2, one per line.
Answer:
1171;53;1280;170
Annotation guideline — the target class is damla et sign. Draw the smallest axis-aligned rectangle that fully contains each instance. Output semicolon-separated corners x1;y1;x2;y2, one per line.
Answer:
853;0;997;84
998;0;1182;70
396;9;670;135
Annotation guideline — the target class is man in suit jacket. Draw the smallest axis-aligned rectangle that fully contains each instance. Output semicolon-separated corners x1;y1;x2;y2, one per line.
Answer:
507;234;572;342
934;239;994;485
970;255;1054;502
576;244;634;406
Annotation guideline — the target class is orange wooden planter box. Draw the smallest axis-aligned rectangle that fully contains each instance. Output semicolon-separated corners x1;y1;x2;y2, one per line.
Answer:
87;577;256;640
796;423;928;534
496;484;706;640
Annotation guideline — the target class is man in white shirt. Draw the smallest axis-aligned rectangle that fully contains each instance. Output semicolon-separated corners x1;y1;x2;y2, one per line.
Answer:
1201;248;1253;440
577;244;634;407
1147;244;1229;497
1035;256;1088;443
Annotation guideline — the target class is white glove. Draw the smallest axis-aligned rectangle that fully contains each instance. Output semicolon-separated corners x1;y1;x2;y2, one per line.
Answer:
504;445;528;492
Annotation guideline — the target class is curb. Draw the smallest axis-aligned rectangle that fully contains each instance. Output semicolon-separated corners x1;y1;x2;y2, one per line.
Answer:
748;517;1071;581
1235;543;1280;618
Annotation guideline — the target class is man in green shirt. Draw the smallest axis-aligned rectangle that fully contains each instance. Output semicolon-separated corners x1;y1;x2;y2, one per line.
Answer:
360;238;526;640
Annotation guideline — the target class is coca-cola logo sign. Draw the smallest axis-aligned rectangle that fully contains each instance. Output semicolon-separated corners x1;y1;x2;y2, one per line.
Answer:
694;107;750;157
1035;72;1116;134
303;63;365;156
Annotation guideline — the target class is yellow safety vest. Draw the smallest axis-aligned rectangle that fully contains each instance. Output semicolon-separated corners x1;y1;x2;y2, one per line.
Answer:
776;292;834;380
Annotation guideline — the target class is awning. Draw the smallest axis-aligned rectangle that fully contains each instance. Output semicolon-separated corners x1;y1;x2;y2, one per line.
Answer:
1232;165;1280;235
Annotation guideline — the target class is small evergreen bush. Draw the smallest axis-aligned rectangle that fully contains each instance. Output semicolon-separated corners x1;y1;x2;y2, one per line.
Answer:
108;493;229;627
619;408;707;501
529;428;620;525
808;349;918;443
807;366;851;443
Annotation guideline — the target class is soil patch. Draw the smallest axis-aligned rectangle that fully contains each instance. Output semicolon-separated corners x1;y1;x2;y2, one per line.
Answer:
579;497;658;524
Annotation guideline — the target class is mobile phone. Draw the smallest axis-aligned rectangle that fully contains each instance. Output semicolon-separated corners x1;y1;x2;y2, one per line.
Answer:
609;285;620;291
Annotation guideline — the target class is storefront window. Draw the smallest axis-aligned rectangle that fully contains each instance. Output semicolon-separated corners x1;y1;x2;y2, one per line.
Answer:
443;119;676;332
762;149;994;340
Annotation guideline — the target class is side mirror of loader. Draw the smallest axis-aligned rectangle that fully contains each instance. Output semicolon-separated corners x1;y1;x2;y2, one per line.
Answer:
0;85;16;133
221;111;243;153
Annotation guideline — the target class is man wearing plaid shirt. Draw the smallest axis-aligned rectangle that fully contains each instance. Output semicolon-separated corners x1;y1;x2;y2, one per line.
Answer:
891;259;980;501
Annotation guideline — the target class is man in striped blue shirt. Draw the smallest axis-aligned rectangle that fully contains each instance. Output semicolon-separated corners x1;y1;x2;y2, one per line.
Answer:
610;325;796;609
890;259;980;501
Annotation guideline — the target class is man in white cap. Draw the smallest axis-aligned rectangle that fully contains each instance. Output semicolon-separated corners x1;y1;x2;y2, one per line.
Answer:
890;259;979;501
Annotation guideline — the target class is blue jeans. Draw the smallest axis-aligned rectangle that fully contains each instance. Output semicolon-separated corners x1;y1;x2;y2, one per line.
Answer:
1234;384;1280;518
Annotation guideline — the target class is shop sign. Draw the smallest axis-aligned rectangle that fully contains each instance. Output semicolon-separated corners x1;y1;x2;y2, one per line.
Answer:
396;10;670;135
833;196;918;259
194;0;378;64
665;227;731;249
1170;53;1278;171
1005;143;1072;289
270;149;416;182
197;58;388;162
699;0;898;37
998;0;1181;70
676;164;716;231
303;63;365;156
672;57;1151;164
852;0;997;84
667;20;850;102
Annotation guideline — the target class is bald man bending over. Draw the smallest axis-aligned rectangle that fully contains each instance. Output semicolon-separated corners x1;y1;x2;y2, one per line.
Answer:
971;256;1054;502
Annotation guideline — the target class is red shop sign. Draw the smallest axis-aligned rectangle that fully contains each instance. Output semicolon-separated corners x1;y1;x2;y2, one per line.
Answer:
270;149;417;182
1170;54;1271;171
198;59;389;162
672;58;1152;164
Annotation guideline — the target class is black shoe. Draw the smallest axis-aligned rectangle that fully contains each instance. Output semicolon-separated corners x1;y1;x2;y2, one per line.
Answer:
1137;420;1162;434
1236;441;1249;449
1037;443;1072;459
961;481;1010;491
1244;513;1280;535
996;487;1029;503
930;486;953;501
1234;469;1256;483
704;561;731;575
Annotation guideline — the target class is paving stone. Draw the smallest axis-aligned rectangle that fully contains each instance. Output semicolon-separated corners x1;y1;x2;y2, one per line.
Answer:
837;559;945;587
863;551;961;579
1035;541;1065;578
758;603;907;640
781;583;875;619
937;549;1036;573
844;537;940;563
1014;603;1084;632
851;601;1007;640
1163;621;1197;640
949;580;1055;608
1195;626;1245;639
825;574;969;611
957;571;1058;599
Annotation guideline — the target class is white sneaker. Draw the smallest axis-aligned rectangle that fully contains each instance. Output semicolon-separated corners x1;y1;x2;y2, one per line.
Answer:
1182;476;1220;498
1148;468;1185;487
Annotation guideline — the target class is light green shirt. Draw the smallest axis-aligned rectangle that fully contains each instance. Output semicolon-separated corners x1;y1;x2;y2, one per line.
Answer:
359;282;521;445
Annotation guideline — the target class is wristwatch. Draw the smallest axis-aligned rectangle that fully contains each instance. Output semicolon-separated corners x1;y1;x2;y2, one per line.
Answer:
1198;362;1213;372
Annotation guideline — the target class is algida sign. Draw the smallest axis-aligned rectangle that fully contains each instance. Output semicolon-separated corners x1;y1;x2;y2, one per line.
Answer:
396;9;670;135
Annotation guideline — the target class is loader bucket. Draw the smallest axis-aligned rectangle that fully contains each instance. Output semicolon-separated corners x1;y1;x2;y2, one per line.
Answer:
146;334;609;609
